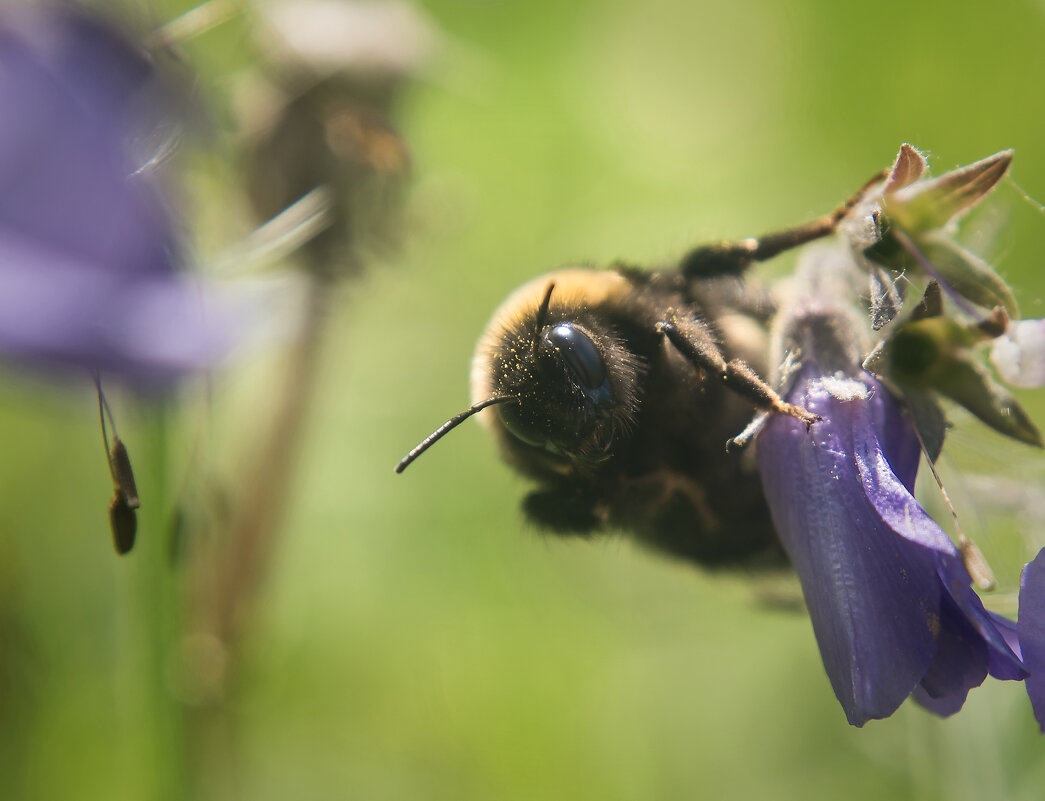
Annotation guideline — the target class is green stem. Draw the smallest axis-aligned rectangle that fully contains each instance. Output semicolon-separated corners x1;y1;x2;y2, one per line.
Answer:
122;402;185;801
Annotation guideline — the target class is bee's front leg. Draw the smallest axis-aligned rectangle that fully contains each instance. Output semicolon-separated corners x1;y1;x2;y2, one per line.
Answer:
522;486;603;535
655;319;819;428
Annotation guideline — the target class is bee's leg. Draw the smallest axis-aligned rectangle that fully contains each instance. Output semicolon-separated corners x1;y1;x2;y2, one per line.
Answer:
656;320;819;427
679;167;889;277
522;487;602;535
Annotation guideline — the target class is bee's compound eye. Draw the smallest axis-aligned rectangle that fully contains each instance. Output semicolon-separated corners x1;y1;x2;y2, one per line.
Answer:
544;324;607;390
498;403;548;449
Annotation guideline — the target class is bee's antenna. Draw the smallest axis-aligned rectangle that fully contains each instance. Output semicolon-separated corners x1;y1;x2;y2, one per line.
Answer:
532;281;556;358
535;282;555;330
395;396;514;474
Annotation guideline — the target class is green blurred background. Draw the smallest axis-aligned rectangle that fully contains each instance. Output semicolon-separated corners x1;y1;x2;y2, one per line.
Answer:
3;0;1045;798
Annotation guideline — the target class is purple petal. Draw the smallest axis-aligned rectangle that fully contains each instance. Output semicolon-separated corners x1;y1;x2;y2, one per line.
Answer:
986;610;1022;661
0;233;282;385
0;4;267;385
933;553;1026;681
853;378;1026;682
911;685;960;717
864;378;922;491
850;382;955;554
758;371;943;725
1018;549;1045;731
0;4;177;277
912;594;988;717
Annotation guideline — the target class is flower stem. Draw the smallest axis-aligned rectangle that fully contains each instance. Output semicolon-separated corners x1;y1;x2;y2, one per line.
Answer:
183;276;333;797
118;402;186;801
212;276;330;644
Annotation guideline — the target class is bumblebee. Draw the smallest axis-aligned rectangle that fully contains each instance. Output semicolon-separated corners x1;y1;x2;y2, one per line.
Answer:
396;175;882;567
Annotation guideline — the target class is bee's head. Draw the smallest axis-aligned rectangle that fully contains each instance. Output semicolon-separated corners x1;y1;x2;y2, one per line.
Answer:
395;279;642;474
488;283;623;462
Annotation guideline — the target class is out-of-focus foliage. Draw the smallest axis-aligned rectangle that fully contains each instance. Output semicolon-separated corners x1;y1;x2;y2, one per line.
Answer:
3;1;1045;800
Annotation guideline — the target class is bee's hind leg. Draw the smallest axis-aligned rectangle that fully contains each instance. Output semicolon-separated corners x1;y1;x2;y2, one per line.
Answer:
678;167;888;277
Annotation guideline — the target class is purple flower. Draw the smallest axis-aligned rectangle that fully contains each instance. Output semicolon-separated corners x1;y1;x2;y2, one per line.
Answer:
0;4;261;385
1019;549;1045;730
756;254;1037;726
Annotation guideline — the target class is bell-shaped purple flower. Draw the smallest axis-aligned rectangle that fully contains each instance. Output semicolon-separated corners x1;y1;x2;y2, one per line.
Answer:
1019;549;1045;730
756;257;1032;726
0;3;262;385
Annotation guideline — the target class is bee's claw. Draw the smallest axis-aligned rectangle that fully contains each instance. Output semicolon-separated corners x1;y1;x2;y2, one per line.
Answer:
781;403;820;430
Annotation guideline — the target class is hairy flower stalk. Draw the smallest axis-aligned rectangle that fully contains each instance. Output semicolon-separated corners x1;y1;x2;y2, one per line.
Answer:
756;146;1045;728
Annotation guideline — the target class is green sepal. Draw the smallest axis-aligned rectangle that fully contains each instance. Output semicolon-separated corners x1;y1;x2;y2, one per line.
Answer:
901;386;948;463
868;261;904;330
863;225;910;273
931;353;1044;447
884;149;1012;232
886;317;980;380
882;143;928;194
916;236;1019;317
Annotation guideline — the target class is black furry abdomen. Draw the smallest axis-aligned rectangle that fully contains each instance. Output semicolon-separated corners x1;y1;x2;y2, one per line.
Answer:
601;338;784;568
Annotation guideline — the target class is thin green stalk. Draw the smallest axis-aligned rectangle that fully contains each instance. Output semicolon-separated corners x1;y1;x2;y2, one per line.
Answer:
118;403;186;801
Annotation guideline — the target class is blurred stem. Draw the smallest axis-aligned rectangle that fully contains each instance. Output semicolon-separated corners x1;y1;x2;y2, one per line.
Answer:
126;403;185;801
185;276;332;798
213;276;330;645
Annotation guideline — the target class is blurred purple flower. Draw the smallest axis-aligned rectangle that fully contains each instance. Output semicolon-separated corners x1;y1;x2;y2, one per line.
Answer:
756;261;1041;726
0;3;260;385
1019;549;1045;730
